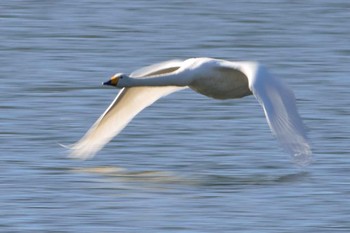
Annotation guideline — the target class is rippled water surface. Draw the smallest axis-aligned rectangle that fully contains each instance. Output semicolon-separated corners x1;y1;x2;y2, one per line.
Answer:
1;1;350;232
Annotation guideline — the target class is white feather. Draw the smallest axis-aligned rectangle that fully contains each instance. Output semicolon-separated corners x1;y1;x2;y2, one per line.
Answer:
241;63;312;165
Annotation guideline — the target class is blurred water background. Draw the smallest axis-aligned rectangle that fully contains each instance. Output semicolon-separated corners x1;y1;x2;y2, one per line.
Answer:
1;0;350;232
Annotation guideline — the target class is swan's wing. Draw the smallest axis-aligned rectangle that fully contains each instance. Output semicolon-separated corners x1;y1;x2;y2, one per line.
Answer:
130;59;183;77
245;63;312;165
70;60;187;159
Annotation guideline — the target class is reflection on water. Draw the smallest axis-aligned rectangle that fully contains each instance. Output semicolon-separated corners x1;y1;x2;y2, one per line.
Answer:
1;0;350;232
73;166;311;187
73;166;185;184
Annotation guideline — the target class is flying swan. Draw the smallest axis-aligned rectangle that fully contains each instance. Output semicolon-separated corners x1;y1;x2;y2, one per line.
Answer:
70;58;312;165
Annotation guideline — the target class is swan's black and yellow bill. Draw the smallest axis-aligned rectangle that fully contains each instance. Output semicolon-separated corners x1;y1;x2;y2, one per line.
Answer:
103;75;119;86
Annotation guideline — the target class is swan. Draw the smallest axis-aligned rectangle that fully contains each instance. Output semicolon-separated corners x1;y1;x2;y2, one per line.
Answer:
70;58;312;165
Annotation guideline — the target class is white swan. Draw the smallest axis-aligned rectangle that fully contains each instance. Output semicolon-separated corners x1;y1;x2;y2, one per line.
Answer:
70;58;312;165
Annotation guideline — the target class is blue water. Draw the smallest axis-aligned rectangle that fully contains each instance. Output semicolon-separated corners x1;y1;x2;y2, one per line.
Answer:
1;1;350;232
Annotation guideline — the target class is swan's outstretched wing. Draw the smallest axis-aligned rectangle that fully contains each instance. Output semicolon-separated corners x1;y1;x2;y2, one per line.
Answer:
246;64;312;165
70;60;187;159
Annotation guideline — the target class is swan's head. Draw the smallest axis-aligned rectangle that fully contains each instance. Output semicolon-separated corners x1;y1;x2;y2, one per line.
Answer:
103;73;128;88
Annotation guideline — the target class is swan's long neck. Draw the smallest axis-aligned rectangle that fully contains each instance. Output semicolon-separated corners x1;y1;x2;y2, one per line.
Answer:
125;71;191;87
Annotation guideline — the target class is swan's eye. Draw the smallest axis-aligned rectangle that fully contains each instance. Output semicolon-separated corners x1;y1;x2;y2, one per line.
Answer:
119;75;124;79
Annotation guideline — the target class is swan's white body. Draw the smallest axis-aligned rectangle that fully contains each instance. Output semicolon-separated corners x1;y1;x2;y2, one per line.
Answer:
71;58;312;165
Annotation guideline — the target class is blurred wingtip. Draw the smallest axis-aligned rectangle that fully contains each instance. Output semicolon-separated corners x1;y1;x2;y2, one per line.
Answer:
59;142;96;160
69;146;96;160
290;144;313;167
